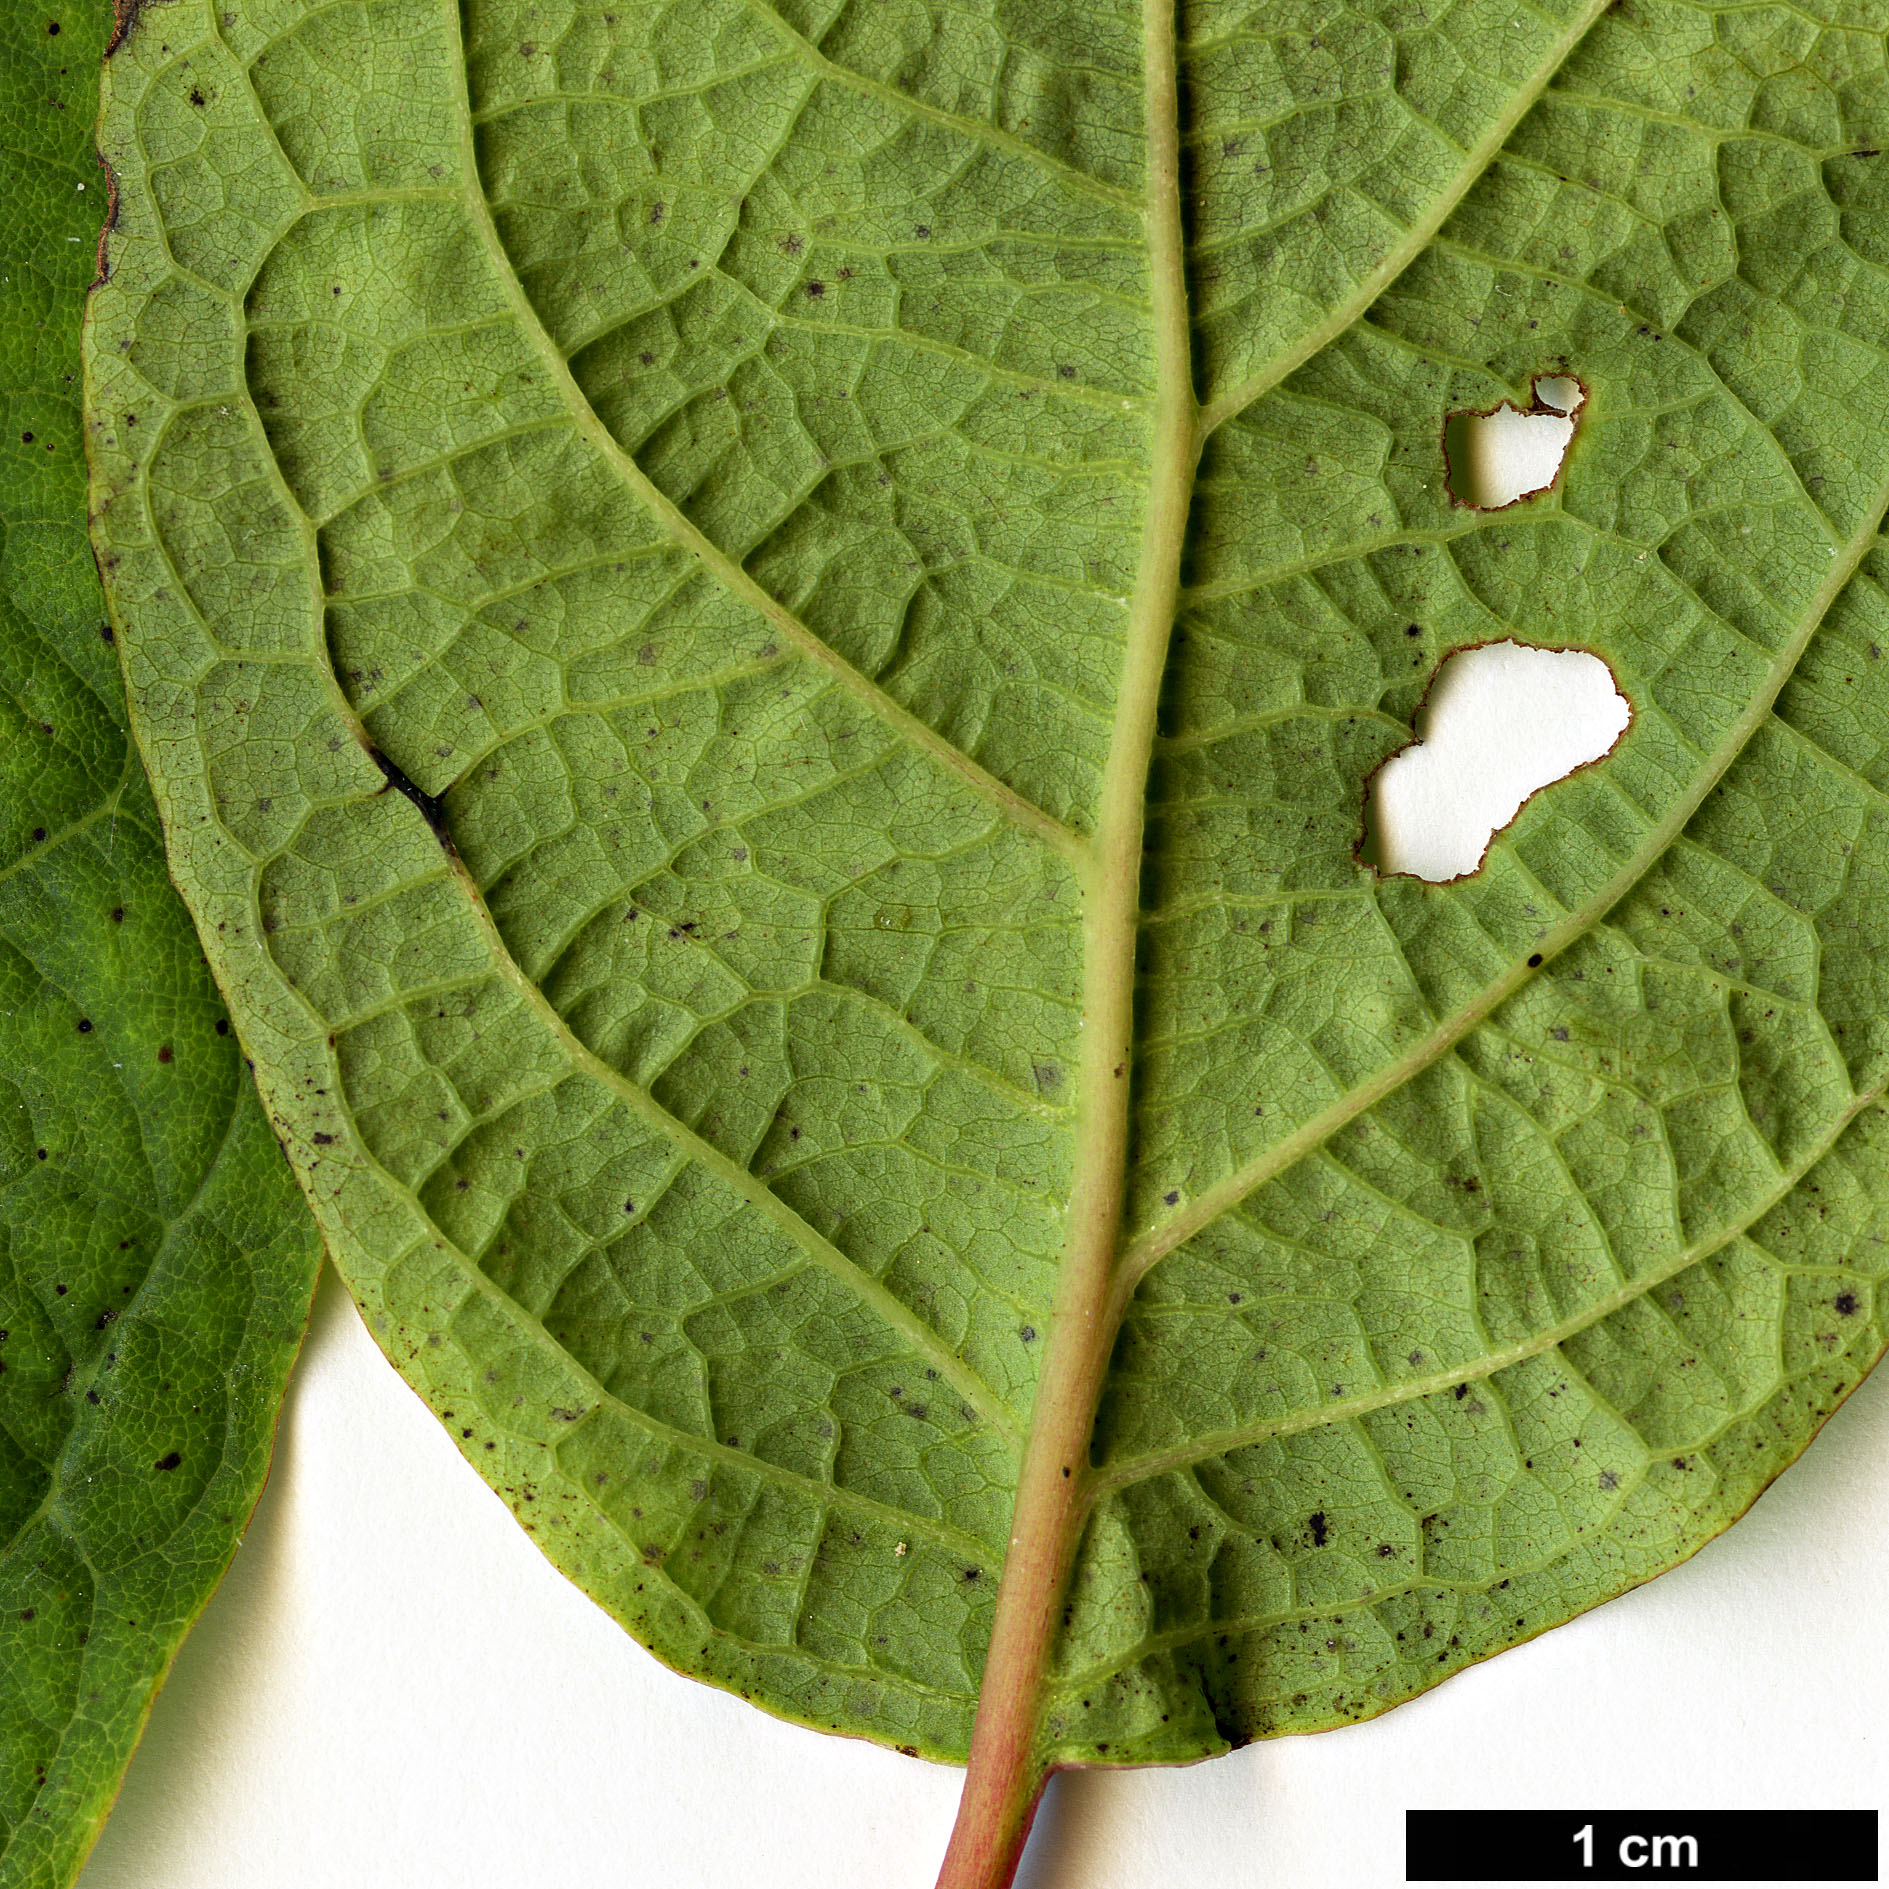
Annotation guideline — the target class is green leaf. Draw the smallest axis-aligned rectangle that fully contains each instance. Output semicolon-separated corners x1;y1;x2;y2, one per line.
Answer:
0;0;320;1879
84;0;1889;1875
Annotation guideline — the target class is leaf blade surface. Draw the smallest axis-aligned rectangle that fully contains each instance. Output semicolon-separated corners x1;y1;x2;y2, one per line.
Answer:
86;0;1889;1803
0;1;321;1879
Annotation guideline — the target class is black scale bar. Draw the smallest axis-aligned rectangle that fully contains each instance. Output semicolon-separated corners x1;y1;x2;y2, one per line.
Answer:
1406;1809;1878;1882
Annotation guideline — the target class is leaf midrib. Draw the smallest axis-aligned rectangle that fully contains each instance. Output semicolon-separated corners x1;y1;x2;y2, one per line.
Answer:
934;3;1201;1859
98;0;1889;1816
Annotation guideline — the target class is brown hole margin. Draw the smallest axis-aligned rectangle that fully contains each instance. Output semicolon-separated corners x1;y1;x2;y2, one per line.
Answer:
1354;634;1634;887
1442;369;1590;512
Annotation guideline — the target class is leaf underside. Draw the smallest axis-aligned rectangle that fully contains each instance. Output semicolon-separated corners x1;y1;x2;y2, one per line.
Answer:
87;0;1889;1770
0;1;321;1880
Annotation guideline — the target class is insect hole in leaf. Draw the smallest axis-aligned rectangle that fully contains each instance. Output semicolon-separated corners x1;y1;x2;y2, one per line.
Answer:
1443;374;1586;508
1362;641;1632;882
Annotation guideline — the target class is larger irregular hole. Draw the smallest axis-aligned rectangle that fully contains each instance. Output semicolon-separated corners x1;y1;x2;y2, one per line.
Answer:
1444;375;1584;508
1363;641;1631;882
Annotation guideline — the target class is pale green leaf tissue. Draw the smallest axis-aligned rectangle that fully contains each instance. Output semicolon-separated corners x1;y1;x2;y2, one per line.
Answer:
76;0;1889;1839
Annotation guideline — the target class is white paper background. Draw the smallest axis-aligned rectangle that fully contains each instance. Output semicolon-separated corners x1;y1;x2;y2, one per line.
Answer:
75;541;1889;1887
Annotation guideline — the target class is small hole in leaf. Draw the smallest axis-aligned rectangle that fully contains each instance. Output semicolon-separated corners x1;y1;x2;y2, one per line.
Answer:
1362;641;1630;882
1444;375;1584;509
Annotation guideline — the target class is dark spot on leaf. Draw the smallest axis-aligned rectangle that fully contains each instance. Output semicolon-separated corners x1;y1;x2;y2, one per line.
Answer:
371;748;452;844
154;1450;181;1471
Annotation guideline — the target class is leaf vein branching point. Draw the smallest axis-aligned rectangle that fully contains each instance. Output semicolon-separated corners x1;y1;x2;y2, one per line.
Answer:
1098;1079;1887;1492
325;665;1032;1450
1121;454;1887;1289
733;0;1144;212
83;0;1889;1878
427;7;1090;869
1196;0;1615;440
